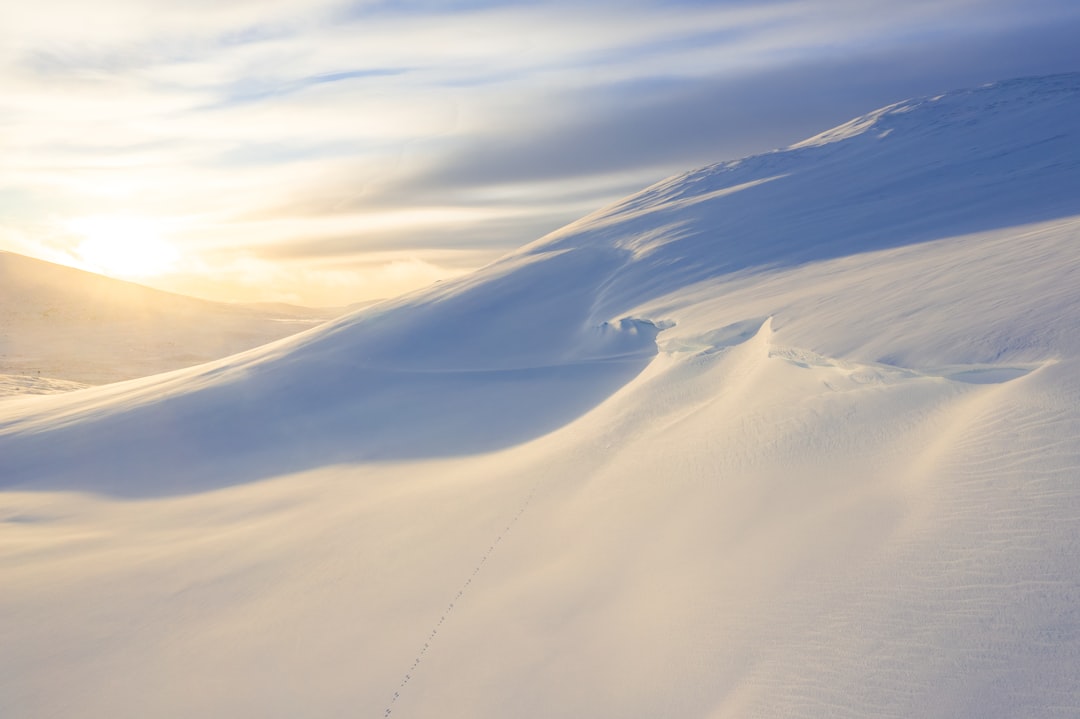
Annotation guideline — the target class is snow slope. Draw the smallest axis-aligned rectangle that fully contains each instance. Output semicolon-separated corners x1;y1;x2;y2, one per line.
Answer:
2;74;1080;718
0;251;341;389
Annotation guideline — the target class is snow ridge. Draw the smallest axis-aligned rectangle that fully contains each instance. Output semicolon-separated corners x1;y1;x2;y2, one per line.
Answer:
2;75;1080;719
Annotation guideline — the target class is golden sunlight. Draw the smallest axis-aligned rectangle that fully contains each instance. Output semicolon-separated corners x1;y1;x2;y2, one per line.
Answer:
67;215;180;279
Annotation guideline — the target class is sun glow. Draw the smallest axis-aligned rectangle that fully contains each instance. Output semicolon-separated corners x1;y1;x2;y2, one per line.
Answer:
68;215;180;279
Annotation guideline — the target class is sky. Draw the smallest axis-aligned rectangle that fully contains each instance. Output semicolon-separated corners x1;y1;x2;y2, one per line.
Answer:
2;0;1079;306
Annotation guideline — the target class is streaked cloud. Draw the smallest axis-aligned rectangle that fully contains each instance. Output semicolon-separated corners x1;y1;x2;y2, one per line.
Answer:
2;0;1078;304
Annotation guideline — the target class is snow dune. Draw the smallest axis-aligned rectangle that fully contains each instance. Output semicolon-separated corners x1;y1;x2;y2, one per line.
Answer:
2;74;1080;718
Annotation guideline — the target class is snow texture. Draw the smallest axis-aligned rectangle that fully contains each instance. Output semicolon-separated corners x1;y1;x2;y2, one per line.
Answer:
2;74;1080;719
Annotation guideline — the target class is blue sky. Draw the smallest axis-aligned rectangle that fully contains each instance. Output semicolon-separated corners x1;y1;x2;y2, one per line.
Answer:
2;0;1079;304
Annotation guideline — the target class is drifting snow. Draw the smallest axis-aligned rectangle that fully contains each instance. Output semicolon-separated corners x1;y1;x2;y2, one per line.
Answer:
2;74;1080;718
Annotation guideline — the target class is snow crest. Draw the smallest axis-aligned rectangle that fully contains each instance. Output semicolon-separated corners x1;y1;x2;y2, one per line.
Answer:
3;75;1080;719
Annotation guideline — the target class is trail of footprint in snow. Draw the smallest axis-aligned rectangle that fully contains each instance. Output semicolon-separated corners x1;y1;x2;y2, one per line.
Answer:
382;484;538;717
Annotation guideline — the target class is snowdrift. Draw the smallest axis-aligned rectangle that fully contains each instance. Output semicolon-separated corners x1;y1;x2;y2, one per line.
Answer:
2;74;1080;718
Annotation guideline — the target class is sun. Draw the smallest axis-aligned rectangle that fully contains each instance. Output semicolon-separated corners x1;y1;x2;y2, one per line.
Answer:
67;215;181;279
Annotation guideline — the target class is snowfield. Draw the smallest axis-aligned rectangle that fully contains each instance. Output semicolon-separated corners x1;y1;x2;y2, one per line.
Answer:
0;251;342;391
2;74;1080;718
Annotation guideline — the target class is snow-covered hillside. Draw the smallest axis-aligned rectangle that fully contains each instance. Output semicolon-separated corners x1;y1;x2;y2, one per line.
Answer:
0;251;342;390
2;74;1079;718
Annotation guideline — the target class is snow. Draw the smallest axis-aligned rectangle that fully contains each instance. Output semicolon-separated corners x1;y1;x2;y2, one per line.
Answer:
2;74;1080;718
0;251;341;390
0;373;91;396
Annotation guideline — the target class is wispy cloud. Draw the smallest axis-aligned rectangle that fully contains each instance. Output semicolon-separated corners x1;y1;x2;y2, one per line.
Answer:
2;0;1079;303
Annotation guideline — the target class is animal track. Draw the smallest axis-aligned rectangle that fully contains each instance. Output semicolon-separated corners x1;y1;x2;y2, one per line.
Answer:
382;485;537;717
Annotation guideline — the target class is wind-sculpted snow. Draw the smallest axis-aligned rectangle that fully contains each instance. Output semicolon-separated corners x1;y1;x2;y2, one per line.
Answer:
2;75;1080;719
0;244;663;496
523;73;1080;323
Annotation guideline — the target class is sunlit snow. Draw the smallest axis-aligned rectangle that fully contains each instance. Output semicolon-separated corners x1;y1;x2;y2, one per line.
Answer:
2;74;1079;719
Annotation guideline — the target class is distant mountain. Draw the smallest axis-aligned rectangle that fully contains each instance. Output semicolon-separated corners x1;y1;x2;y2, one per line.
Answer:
0;251;342;387
2;75;1079;719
